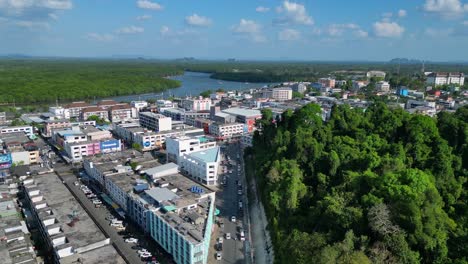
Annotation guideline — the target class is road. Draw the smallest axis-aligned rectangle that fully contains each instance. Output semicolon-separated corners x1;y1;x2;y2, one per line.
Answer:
208;142;249;264
55;167;170;264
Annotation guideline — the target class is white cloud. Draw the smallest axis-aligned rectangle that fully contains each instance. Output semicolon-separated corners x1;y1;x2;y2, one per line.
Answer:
354;29;369;38
116;26;144;34
232;19;266;43
327;23;359;36
136;14;152;20
274;1;313;25
86;33;114;42
463;20;468;25
373;21;405;37
185;14;212;27
15;20;50;29
278;28;300;41
398;9;407;17
423;0;468;17
137;0;163;11
160;25;169;35
0;0;72;22
256;6;270;13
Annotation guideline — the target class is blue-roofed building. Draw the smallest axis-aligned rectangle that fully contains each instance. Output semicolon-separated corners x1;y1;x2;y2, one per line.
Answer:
179;147;220;186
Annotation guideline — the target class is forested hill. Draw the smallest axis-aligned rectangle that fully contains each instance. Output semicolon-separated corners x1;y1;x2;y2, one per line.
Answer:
0;60;182;104
245;103;468;264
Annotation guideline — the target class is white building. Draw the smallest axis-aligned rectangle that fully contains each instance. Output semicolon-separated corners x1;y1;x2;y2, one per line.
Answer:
426;72;465;86
292;83;307;94
0;126;34;137
139;112;172;132
166;136;217;164
49;106;70;119
131;101;148;111
262;87;293;101
180;147;220;186
376;81;390;92
181;98;212;111
209;122;245;138
367;71;386;79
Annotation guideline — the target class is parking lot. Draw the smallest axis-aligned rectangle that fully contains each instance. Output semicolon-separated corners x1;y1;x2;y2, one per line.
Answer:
56;169;173;264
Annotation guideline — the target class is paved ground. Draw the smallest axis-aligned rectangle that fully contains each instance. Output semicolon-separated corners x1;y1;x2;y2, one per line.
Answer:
56;168;171;264
207;143;248;264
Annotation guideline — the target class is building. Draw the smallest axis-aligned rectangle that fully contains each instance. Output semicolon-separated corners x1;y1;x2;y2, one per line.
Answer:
144;174;215;264
162;108;211;122
139;112;172;132
209;123;245;138
166;136;217;164
0;133;40;166
64;139;121;162
212;113;236;124
352;80;368;91
376;81;390;92
291;82;307;94
97;100;121;110
181;98;212;111
318;78;336;88
220;107;262;133
43;120;71;137
48;106;70;120
366;71;386;79
131;101;148;111
64;101;91;118
180;147;220;186
109;104;135;122
0;185;39;264
241;134;253;148
81;107;109;121
262;87;293;101
21;173;124;264
0;126;34;137
426;72;465;86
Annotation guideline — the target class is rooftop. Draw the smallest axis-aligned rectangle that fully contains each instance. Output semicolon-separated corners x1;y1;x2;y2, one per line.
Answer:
144;162;178;177
187;147;220;163
221;107;262;118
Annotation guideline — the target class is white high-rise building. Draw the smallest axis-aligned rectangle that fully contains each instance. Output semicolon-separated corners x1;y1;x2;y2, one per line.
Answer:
426;72;465;86
139;112;172;132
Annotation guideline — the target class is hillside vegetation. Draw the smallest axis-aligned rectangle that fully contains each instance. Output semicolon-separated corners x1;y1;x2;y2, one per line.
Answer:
0;59;182;104
246;103;468;264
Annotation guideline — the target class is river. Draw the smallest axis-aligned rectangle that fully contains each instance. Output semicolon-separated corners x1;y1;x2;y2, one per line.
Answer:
101;71;273;102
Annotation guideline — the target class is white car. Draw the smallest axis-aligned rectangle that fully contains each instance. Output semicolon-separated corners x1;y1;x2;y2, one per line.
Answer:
74;181;79;186
124;238;138;243
140;252;152;258
110;222;123;227
240;231;245;241
217;237;223;244
225;233;231;239
216;252;222;260
231;216;236;222
137;249;149;255
92;199;102;205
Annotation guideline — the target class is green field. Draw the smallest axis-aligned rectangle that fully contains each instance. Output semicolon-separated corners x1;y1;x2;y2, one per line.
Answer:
0;59;183;104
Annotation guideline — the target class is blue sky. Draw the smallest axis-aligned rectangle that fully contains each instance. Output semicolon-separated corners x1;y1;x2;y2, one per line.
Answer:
1;0;468;61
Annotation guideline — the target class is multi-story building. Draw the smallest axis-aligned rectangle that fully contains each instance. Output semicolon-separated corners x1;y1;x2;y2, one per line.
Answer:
131;101;149;112
367;70;386;79
64;101;91;118
144;174;216;264
0;132;40;166
241;133;253;148
318;78;336;88
426;72;465;86
21;173;125;264
179;147;220;185
209;122;245;138
166;136;217;164
262;87;293;101
97;100;121;110
48;106;70;119
139;112;172;132
376;81;390;92
64;139;121;162
352;80;368;91
291;82;308;94
181;98;212;111
81;106;109;121
220;107;262;133
43;120;71;137
109;104;135;122
0;126;34;137
162;108;211;122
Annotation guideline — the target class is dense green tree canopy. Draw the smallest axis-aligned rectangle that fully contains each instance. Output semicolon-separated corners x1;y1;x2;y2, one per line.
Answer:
246;103;468;264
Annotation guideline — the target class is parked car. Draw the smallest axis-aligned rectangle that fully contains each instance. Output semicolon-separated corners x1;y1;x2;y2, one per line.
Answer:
138;249;149;255
115;225;126;231
110;222;123;227
231;216;236;222
74;181;79;186
216;252;222;260
140;252;152;258
225;233;231;239
217;237;223;244
124;238;138;243
238;190;242;195
240;231;245;241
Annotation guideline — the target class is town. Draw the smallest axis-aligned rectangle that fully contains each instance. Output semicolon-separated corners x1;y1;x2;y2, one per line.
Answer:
0;69;466;264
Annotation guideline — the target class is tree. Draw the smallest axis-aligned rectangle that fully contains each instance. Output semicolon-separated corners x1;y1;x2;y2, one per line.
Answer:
87;115;108;125
132;143;142;152
293;91;304;99
199;90;212;98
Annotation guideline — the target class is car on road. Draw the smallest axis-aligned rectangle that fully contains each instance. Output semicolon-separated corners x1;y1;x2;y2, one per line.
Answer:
238;190;242;195
125;238;138;243
115;225;126;231
217;237;223;244
137;249;149;255
240;231;245;241
239;202;243;209
225;233;231;239
216;242;223;251
74;181;79;186
92;199;102;205
140;252;152;258
216;252;222;260
231;216;236;222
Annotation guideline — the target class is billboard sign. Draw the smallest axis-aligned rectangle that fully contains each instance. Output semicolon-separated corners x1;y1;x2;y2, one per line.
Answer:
0;153;12;169
144;141;151;147
100;140;120;150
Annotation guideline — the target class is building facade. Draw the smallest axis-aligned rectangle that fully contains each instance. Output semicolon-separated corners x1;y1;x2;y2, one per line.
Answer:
181;98;212;111
209;123;245;138
426;72;465;86
179;147;220;186
139;112;172;132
